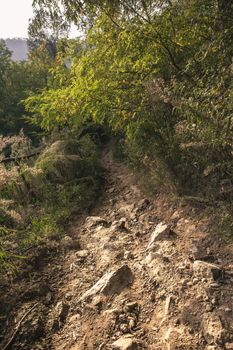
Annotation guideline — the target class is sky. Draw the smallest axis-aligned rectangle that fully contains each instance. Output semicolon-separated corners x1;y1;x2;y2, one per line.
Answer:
0;0;34;38
0;0;79;39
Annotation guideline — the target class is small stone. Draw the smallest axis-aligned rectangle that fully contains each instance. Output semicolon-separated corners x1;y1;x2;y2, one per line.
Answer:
225;343;233;349
190;244;200;260
112;335;141;350
103;308;120;316
225;308;231;313
80;265;134;301
85;216;107;228
193;261;223;281
60;236;80;250
136;198;150;211
202;313;224;345
128;318;136;329
120;324;130;333
111;218;128;232
125;301;139;312
171;210;180;219
76;250;89;260
144;252;158;264
48;301;69;331
210;282;221;288
205;303;214;312
108;187;115;193
92;295;103;307
124;251;134;260
147;223;174;250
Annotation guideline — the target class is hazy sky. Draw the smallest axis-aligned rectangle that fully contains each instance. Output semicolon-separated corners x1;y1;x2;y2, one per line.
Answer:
0;0;34;38
0;0;78;39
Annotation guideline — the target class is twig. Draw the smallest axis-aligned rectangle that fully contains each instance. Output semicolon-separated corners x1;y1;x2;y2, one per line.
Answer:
0;152;40;164
2;303;39;350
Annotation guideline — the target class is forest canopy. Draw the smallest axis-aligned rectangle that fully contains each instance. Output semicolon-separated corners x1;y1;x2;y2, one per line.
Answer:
23;0;233;195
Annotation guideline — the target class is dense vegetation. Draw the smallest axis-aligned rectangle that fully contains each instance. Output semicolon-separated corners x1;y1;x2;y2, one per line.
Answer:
27;0;233;197
0;0;232;272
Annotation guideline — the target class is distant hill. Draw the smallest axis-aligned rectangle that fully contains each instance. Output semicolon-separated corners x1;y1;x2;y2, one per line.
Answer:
5;38;28;61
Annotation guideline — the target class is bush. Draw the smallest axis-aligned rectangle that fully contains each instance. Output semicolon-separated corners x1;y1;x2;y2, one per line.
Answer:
0;135;104;273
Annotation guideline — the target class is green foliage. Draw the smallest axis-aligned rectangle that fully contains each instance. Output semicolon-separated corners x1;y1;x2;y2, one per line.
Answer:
0;38;57;137
25;0;233;200
0;136;104;273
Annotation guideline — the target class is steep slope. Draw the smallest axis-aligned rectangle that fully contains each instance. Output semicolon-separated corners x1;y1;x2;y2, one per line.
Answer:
1;147;233;350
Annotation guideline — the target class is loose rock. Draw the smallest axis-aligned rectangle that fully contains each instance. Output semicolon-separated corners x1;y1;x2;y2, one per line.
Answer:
76;250;89;262
48;301;70;331
147;223;173;250
112;335;141;350
136;198;150;212
193;261;223;281
202;313;224;345
85;216;107;228
80;265;133;301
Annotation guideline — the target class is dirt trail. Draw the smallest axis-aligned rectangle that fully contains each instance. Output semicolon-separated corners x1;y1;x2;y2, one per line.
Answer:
2;147;233;350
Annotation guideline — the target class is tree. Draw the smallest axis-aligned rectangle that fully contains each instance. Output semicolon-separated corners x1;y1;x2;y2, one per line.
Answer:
26;0;232;195
28;1;70;59
0;38;55;136
0;40;14;133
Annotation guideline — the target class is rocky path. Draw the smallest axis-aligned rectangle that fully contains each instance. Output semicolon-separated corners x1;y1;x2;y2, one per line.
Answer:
2;147;233;350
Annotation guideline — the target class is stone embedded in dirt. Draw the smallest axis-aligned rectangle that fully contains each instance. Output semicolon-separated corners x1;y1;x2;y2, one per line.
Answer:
144;252;160;265
16;303;46;345
136;198;150;212
110;218;128;232
103;308;121;317
75;250;89;261
112;335;141;350
85;216;107;228
193;261;223;281
124;251;134;260
190;242;201;260
108;187;115;193
124;301;139;313
202;313;225;345
80;265;133;301
48;301;70;331
60;235;80;251
101;265;133;295
147;223;173;250
171;210;180;220
225;343;233;349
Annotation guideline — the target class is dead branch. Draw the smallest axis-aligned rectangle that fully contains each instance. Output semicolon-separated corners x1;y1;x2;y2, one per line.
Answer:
2;303;39;350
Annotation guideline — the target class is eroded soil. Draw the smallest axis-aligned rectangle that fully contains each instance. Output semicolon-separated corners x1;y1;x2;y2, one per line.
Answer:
1;148;233;350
